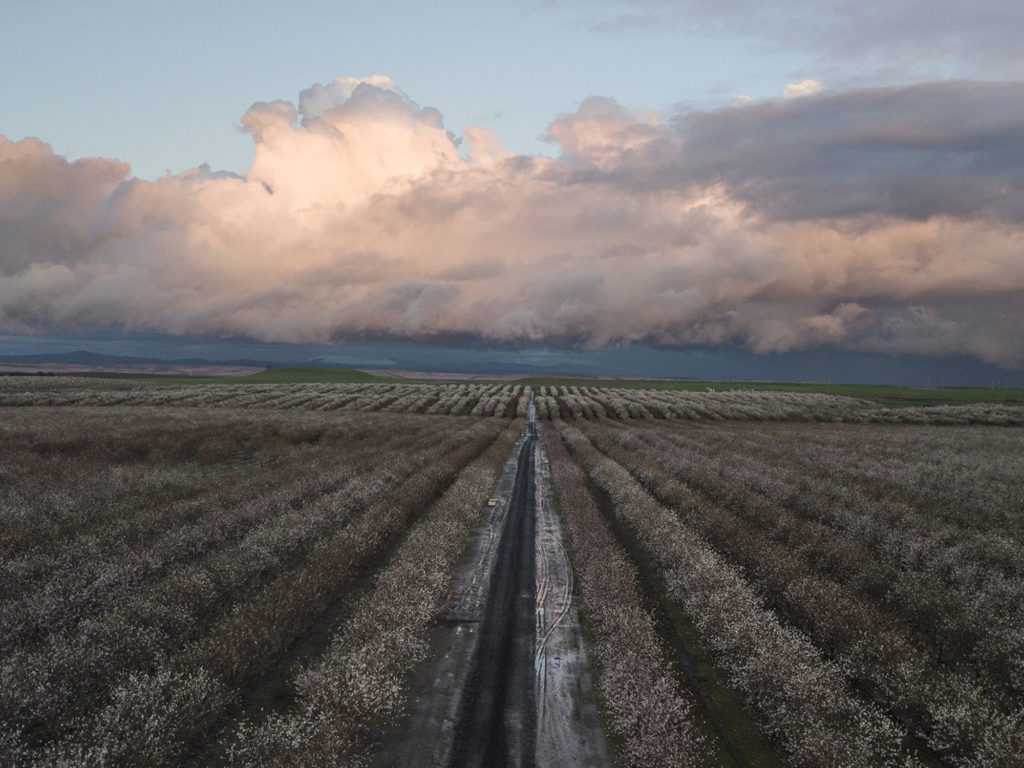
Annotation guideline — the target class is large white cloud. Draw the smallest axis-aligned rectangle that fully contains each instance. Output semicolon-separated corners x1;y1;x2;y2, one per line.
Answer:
2;76;1023;366
242;76;461;210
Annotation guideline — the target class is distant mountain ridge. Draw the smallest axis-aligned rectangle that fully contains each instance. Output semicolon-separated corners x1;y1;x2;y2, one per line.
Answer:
0;350;273;368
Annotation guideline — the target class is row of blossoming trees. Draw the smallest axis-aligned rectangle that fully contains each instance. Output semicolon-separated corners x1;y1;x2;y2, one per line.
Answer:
0;406;520;766
2;390;1022;767
543;416;1023;767
0;378;531;418
3;376;1022;424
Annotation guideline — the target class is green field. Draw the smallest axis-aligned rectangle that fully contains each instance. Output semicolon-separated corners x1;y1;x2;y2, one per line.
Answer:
147;366;1024;407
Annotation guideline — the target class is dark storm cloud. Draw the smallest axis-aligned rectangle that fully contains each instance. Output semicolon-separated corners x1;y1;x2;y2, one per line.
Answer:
675;81;1024;221
552;82;1024;223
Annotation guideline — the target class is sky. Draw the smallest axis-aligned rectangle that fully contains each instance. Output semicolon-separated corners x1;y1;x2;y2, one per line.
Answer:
0;0;810;178
2;1;1023;381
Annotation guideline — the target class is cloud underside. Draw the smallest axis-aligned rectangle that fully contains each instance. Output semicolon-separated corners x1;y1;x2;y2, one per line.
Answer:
2;77;1023;366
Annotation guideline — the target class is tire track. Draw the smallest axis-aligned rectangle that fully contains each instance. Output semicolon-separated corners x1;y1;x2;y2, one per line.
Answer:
447;422;538;768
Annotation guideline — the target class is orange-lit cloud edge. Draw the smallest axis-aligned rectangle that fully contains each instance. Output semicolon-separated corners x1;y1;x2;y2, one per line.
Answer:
2;76;1022;367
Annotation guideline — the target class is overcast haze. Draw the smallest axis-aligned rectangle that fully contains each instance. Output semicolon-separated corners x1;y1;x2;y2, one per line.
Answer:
2;1;1023;380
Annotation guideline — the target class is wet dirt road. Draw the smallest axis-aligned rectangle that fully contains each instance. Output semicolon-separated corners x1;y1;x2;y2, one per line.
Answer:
447;421;538;768
375;403;608;768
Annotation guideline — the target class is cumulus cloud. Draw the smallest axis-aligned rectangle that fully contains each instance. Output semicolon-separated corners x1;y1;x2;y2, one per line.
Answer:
2;76;1024;366
544;96;660;168
241;77;460;210
296;75;409;120
0;137;129;272
782;79;823;99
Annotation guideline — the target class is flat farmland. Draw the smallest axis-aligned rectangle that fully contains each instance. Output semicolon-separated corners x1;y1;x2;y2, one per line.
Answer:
3;376;1024;425
0;404;519;766
1;377;1022;767
549;418;1024;767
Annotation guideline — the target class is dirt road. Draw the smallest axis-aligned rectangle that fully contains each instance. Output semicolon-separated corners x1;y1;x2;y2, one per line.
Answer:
447;421;539;768
377;400;608;768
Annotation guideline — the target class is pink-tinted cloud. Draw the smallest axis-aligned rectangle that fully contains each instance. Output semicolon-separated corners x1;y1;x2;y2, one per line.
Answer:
1;77;1023;366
